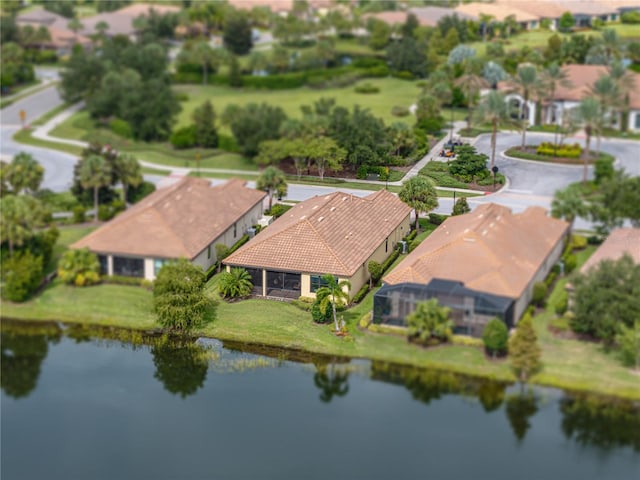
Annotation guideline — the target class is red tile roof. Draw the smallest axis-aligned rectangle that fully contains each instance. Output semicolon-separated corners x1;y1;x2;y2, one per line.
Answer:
580;228;640;273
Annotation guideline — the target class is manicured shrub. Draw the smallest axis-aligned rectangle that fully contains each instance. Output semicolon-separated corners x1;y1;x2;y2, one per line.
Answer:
536;142;581;158
482;318;509;357
532;281;547;307
368;260;382;286
311;290;333;323
381;248;400;273
72;205;86;224
356;165;368;179
451;197;471;216
563;253;577;274
428;213;447;225
354;82;380;94
408;239;420;252
616;322;640;369
170;125;198;149
554;290;569;315
57;248;101;287
2;251;43;302
391;105;410;117
594;156;614;184
266;203;292;218
571;234;587;250
352;283;370;304
621;10;640;23
109;118;133;139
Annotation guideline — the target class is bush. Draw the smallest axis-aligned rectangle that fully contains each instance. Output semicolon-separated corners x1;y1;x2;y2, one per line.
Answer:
97;200;125;222
101;275;151;288
391;105;410;117
621;10;640;23
127;181;156;204
354;82;380;94
368;260;383;285
404;229;417;242
392;71;414;80
482;318;509;357
154;259;213;330
57;248;101;287
571;234;587;250
381;248;400;274
218;134;239;152
563;253;577;274
428;213;447;225
109;118;133;139
408;239;420;252
218;267;253;299
72;205;86;224
2;251;43;302
356;165;368;179
532;281;547;307
352;283;370;304
536;142;582;158
174;92;190;102
170;125;198;149
266;203;292;218
311;292;333;324
544;271;557;289
554;290;569;315
594;156;614;184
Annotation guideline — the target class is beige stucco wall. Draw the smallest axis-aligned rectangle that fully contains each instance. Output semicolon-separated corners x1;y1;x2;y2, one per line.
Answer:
513;228;569;323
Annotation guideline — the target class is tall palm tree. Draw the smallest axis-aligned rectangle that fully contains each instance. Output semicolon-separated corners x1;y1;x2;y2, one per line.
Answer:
256;166;287;210
95;21;110;38
114;153;142;205
540;63;571;133
398;176;439;232
79;155;112;221
0;195;43;257
573;97;602;184
474;90;510;170
67;18;84;41
590;74;618;152
510;63;539;148
191;41;219;85
313;364;349;402
601;28;623;65
610;61;635;132
454;59;488;130
551;187;586;232
316;274;351;333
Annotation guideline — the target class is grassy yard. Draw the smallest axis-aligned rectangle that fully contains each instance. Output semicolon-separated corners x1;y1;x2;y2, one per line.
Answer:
13;128;83;156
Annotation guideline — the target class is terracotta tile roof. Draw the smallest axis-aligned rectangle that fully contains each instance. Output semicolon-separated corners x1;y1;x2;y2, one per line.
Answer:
72;177;265;260
494;0;566;18
47;27;92;47
224;189;411;277
410;7;476;26
454;2;539;22
544;0;618;16
383;203;569;299
81;3;179;37
367;11;410;26
580;228;640;273
16;7;69;28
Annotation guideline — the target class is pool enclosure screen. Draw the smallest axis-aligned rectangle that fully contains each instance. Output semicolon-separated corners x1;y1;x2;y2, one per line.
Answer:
373;279;514;336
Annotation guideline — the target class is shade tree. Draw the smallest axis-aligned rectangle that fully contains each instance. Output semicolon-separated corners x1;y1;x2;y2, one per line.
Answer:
399;176;439;232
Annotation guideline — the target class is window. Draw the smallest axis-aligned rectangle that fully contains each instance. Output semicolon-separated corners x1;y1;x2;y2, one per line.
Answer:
635;114;640;130
310;274;337;293
385;238;388;253
113;257;144;278
98;255;108;275
207;245;211;259
233;223;237;238
154;259;166;276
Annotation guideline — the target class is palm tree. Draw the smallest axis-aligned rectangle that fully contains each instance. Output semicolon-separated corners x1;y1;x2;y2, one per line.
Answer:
218;268;253;298
474;90;510;170
6;152;44;195
454;59;488;130
35;26;51;51
609;62;635;132
67;18;84;41
601;28;623;65
573;97;602;184
510;63;539;148
540;63;571;128
256;166;287;211
191;41;219;85
79;155;112;221
316;274;351;333
114;153;142;205
0;195;43;256
398;176;439;232
479;13;494;42
95;21;110;38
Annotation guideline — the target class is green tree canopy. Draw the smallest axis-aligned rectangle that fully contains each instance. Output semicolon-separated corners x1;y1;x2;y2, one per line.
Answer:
482;318;509;357
57;248;101;287
153;259;215;330
406;298;453;344
316;274;351;333
192;100;218;149
223;10;252;55
399;176;439;231
508;314;542;382
257;166;287;210
78;154;112;222
3;152;43;195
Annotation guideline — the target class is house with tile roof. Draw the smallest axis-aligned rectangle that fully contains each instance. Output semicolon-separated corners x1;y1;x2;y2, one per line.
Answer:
16;7;91;55
72;177;266;280
224;189;411;300
80;3;180;38
580;228;640;273
497;64;640;133
375;204;569;335
454;2;541;30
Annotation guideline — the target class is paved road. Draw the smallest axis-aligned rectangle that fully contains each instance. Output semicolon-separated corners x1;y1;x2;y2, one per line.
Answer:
1;85;79;192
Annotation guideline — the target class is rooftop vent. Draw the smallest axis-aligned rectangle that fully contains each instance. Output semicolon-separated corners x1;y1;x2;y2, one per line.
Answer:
318;216;324;222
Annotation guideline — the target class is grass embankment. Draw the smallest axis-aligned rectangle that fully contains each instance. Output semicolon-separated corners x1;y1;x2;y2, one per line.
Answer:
4;226;639;398
13;128;83;156
530;247;640;400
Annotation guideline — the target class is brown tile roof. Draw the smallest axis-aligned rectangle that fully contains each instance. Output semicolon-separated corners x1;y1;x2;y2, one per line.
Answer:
580;228;640;273
544;0;618;16
81;3;180;37
410;7;476;26
224;189;411;277
454;2;539;22
495;0;566;18
16;7;69;28
383;203;569;299
72;177;265;260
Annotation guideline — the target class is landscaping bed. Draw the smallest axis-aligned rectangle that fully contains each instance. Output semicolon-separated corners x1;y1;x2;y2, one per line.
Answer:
505;146;615;165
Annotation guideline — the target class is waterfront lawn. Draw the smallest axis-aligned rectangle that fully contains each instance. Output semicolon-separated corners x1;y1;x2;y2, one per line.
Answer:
1;280;156;329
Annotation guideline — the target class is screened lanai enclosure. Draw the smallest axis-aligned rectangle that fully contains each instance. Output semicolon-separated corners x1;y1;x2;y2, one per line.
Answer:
373;279;514;337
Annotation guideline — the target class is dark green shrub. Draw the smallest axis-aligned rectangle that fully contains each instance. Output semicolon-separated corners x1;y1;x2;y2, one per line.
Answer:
2;251;43;302
621;10;640;23
381;248;401;273
109;118;133;139
393;71;414;80
391;105;410;117
102;275;150;287
127;181;156;204
57;248;100;287
72;205;86;224
266;203;292;218
564;253;577;273
352;283;370;304
356;165;368;179
404;229;417;242
594;156;614;184
368;260;383;286
354;82;380;94
170;125;198;149
571;234;587;250
408;239;420;252
544;272;557;289
554;290;568;315
482;318;509;357
532;281;547;307
428;213;447;225
174;92;190;102
311;293;333;323
218;134;239;152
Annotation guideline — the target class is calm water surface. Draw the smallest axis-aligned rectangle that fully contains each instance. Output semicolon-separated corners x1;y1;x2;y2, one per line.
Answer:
1;321;639;480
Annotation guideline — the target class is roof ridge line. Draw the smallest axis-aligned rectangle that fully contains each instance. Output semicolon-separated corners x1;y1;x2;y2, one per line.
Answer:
304;218;351;275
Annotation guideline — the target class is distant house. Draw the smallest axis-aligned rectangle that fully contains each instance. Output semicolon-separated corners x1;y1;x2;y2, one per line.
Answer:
80;3;180;38
546;0;620;26
224;190;411;300
580;228;640;273
367;7;474;28
498;64;640;132
16;7;91;55
72;177;266;280
454;2;541;30
376;204;569;335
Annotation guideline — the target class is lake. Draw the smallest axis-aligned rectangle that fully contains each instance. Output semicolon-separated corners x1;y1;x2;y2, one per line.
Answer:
1;321;639;480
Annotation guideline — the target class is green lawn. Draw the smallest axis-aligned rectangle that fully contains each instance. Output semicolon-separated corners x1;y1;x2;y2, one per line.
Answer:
174;77;424;129
13;128;83;156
